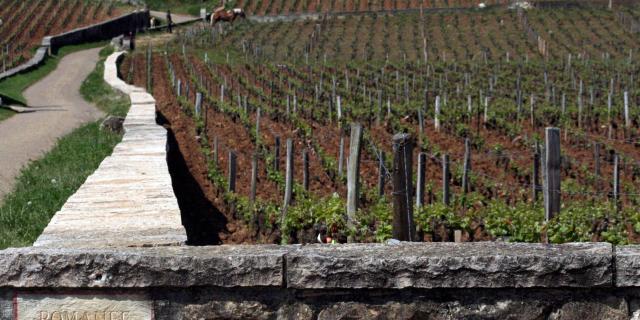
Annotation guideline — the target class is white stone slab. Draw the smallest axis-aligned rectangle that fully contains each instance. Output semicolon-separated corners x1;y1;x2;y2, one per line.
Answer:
130;92;155;104
15;293;153;320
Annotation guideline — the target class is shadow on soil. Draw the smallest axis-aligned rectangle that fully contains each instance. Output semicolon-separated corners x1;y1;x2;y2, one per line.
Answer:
161;111;227;245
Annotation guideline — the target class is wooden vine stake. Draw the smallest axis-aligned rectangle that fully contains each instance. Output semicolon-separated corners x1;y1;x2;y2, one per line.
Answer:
435;95;441;131
416;152;427;208
442;154;450;206
624;91;630;129
250;153;258;203
530;94;535;128
613;154;621;213
195;92;203;117
213;136;219;167
533;145;541;202
462;139;471;195
595;143;601;178
228;151;237;193
347;123;363;226
303;149;309;192
281;139;294;222
378;151;386;197
392;133;415;241
274;136;281;171
608;93;613;139
255;107;261;139
338;135;345;177
543;127;561;221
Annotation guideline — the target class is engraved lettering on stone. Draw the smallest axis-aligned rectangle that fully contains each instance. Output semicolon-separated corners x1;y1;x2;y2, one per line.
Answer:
16;294;151;320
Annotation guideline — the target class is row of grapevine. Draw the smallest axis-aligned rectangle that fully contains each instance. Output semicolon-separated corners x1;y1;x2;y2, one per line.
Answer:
213;7;639;66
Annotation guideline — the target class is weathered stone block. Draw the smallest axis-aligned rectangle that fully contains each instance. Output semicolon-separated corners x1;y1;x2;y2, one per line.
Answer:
286;242;613;289
277;303;314;320
182;300;273;320
615;245;640;287
130;92;155;104
0;246;286;288
316;302;452;320
0;291;13;320
548;297;628;320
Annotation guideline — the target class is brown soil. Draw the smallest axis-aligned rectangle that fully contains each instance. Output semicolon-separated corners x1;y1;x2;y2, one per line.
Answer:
257;0;271;15
344;0;355;12
383;0;394;10
281;0;294;15
359;0;370;11
307;0;318;13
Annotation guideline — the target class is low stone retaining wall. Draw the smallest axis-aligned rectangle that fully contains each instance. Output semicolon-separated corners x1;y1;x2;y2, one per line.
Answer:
47;11;150;55
2;243;640;318
0;10;149;82
0;48;48;84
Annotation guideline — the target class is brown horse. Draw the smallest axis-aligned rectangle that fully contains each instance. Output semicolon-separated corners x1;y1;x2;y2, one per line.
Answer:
211;7;246;26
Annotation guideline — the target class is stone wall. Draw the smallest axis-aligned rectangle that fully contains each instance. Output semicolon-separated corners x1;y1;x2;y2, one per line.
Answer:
1;243;640;319
47;10;150;55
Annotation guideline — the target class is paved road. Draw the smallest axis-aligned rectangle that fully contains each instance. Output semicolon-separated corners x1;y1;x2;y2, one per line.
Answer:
0;48;104;201
150;10;199;24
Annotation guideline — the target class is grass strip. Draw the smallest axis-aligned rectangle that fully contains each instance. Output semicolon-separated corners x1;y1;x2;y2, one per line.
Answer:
81;46;130;117
0;108;14;122
146;0;223;16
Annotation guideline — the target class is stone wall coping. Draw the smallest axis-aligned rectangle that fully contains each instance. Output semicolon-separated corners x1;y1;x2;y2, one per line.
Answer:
286;242;613;289
614;245;640;287
0;242;632;289
0;246;286;288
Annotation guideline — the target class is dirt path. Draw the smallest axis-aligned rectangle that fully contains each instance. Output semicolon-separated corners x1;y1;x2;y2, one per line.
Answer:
0;48;104;201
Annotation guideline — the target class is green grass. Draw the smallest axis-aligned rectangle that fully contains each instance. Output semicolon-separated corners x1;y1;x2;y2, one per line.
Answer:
0;42;108;105
80;46;130;117
0;108;14;122
146;0;235;16
0;45;131;249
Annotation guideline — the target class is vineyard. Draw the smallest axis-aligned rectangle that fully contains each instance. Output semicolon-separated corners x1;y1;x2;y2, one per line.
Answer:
218;6;640;63
226;0;633;16
233;0;504;16
0;0;123;72
122;4;640;245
